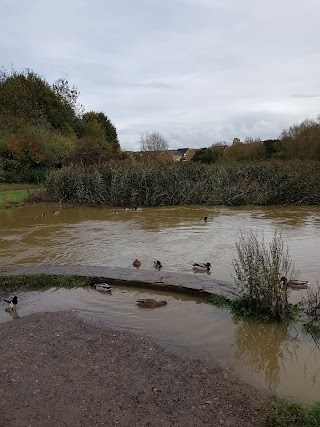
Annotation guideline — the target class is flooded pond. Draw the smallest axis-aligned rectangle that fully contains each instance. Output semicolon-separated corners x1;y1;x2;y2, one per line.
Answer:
1;204;320;403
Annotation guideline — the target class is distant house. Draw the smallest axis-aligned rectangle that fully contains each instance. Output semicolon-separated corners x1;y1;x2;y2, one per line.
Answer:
177;148;197;161
158;148;197;162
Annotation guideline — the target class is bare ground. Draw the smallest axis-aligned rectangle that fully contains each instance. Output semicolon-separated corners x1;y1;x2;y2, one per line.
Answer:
0;311;268;427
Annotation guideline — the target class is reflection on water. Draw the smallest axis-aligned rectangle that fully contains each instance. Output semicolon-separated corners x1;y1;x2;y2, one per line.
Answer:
234;321;300;391
304;336;320;388
4;307;20;320
233;319;320;403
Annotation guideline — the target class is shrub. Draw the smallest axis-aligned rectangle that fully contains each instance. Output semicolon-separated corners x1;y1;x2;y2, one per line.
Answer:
2;158;50;183
233;230;298;322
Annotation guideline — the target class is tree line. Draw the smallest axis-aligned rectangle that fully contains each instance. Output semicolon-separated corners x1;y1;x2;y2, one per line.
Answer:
192;118;320;164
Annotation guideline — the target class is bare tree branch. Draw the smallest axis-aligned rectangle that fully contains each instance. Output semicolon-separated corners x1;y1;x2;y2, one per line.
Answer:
139;130;169;152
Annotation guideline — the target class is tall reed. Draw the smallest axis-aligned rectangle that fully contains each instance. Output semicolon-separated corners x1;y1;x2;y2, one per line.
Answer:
46;160;320;206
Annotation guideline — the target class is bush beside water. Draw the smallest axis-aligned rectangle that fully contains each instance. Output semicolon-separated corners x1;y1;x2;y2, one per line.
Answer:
46;160;320;207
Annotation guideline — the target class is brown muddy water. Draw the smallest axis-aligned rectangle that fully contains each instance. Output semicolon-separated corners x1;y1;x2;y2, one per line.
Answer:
1;204;320;403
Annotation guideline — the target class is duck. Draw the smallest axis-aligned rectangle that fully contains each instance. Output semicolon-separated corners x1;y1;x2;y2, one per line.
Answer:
133;259;141;268
4;296;18;310
204;216;214;221
192;262;211;272
136;299;167;309
154;259;162;269
280;276;310;290
52;210;60;215
94;283;112;292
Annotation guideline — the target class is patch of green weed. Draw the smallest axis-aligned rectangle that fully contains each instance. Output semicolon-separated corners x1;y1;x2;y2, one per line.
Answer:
266;398;306;427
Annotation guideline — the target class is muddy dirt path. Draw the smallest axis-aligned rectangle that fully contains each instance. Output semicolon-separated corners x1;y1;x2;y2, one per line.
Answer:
0;311;268;427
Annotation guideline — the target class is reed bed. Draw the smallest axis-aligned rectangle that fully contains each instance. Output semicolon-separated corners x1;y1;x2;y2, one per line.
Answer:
46;160;320;206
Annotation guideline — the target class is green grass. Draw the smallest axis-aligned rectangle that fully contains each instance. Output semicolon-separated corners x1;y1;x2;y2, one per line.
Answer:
0;183;45;208
266;399;306;426
0;183;41;191
0;274;90;289
266;397;320;427
205;294;232;308
303;403;320;427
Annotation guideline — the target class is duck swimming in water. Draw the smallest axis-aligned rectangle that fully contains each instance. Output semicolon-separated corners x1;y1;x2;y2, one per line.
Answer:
94;283;112;292
192;262;211;272
280;276;310;290
136;299;167;309
154;259;162;269
204;216;214;221
4;296;18;310
133;259;141;267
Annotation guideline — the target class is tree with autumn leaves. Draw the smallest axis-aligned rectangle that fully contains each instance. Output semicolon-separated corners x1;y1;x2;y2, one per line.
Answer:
0;67;120;180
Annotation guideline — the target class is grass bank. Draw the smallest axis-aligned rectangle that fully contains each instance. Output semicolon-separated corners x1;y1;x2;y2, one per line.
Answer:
0;183;45;208
0;274;91;290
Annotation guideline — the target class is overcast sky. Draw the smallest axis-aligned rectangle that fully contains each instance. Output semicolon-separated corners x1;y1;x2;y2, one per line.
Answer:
1;0;320;151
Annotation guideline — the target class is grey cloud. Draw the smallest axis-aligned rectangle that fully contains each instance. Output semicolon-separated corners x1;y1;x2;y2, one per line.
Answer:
1;0;320;151
290;94;320;99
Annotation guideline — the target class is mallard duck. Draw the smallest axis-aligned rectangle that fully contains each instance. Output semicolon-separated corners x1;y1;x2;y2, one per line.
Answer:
280;276;310;290
52;210;60;215
4;296;18;310
154;259;162;269
136;299;167;308
133;259;141;267
192;262;211;272
204;216;213;221
94;283;112;292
